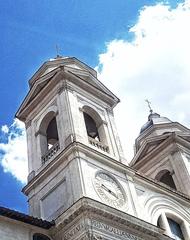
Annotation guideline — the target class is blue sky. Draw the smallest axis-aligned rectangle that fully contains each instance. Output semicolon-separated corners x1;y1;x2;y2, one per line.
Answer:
0;0;189;213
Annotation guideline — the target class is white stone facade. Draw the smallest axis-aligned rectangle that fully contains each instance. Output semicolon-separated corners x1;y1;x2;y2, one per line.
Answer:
1;56;190;240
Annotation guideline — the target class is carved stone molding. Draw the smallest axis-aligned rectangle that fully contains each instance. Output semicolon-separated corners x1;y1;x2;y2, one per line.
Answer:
57;79;74;94
63;222;85;240
91;220;143;240
79;235;89;240
53;197;166;239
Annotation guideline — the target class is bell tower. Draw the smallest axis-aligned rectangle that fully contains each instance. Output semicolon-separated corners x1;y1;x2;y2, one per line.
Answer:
130;110;190;196
16;56;126;220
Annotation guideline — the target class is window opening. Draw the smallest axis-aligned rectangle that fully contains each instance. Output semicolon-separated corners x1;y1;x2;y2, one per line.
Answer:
156;170;177;190
40;113;60;164
157;215;185;240
46;117;59;149
83;112;100;141
159;172;176;190
168;218;184;240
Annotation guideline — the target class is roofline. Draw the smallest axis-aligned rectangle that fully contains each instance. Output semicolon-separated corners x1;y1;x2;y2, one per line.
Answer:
0;206;55;229
67;70;120;104
16;68;120;121
136;121;190;147
29;57;97;87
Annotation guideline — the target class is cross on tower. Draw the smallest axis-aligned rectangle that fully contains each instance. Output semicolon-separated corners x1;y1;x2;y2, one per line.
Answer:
55;44;62;58
145;99;153;114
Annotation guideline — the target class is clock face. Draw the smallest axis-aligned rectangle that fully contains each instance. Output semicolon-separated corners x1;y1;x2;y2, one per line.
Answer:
93;171;126;208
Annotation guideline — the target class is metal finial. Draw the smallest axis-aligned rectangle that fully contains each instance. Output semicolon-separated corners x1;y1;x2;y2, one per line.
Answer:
145;99;153;114
55;44;62;58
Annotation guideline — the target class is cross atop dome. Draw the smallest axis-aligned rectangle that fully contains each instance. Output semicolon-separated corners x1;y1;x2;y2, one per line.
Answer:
145;99;153;114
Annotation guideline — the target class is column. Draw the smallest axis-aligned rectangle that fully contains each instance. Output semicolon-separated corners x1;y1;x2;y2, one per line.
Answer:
160;212;173;238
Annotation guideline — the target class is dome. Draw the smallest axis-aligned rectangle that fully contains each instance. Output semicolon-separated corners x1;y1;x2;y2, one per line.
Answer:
140;112;172;134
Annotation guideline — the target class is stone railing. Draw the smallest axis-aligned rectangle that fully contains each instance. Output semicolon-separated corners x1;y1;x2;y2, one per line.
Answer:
42;142;60;164
88;137;109;153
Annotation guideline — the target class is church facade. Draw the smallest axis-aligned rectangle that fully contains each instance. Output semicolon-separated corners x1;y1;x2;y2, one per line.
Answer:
1;56;190;240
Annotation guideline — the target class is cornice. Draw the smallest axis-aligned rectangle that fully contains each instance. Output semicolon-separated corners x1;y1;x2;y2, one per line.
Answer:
16;69;63;121
132;134;174;167
29;57;97;87
22;141;190;205
52;197;170;239
132;132;190;168
132;132;190;170
135;122;190;150
66;70;119;107
134;172;190;203
131;135;170;166
16;65;119;121
22;141;135;195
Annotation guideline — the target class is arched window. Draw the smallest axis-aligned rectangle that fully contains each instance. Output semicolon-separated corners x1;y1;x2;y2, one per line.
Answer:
33;233;50;240
46;117;59;149
82;106;109;152
157;215;184;240
155;170;177;190
38;111;60;163
168;218;184;240
83;112;100;141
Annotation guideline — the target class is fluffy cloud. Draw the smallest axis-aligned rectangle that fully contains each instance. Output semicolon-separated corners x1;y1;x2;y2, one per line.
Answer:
97;0;190;161
0;119;27;184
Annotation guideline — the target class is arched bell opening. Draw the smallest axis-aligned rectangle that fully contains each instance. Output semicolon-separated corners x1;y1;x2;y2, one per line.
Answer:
46;117;59;149
82;106;109;152
83;112;100;141
38;111;60;163
155;170;177;190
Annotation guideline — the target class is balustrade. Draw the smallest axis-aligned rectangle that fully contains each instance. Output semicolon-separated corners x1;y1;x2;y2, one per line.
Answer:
88;137;109;153
42;142;60;164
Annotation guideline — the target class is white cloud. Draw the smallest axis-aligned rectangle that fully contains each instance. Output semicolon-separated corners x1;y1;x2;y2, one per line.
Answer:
1;125;9;134
0;119;27;184
97;0;190;161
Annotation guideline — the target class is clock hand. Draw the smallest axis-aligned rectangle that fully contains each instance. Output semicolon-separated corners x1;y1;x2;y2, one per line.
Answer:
101;184;118;199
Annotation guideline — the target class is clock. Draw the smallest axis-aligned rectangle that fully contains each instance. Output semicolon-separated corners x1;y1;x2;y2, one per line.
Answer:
93;171;126;208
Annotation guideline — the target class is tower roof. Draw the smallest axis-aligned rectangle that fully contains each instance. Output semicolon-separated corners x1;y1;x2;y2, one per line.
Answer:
16;56;120;121
140;112;172;134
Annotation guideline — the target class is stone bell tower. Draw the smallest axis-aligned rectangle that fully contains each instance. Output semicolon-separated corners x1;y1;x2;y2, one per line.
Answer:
130;110;190;196
16;56;125;221
16;56;179;240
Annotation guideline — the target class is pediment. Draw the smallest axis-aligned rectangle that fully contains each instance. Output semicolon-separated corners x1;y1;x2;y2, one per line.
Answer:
131;132;190;167
16;57;119;121
29;57;97;87
136;139;165;160
28;57;117;100
67;68;117;100
131;135;170;166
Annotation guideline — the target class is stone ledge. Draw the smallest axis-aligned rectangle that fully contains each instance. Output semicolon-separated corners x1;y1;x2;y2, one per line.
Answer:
53;197;171;240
